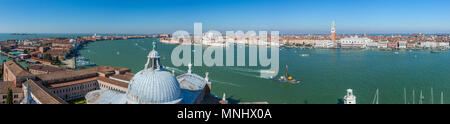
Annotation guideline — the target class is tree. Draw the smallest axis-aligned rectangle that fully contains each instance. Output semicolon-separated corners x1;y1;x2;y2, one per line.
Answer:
5;88;13;104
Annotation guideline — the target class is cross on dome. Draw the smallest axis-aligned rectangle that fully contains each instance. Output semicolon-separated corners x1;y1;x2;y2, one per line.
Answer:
144;42;162;71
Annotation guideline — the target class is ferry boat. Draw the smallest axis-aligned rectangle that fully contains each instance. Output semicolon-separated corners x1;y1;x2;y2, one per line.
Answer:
269;65;300;84
300;54;310;57
431;51;441;53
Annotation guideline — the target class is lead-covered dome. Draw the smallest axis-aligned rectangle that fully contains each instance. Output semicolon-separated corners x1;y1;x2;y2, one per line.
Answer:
125;42;182;104
126;69;182;104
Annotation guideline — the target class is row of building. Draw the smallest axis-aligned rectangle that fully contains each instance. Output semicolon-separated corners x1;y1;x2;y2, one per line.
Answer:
0;42;225;104
0;34;170;68
313;36;450;49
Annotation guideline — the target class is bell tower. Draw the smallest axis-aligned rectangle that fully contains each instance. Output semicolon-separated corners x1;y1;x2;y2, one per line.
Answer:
331;21;336;47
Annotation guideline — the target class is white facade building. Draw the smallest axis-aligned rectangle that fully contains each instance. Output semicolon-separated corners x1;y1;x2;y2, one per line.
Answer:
378;41;389;49
399;41;407;49
314;40;334;48
420;41;438;48
339;37;372;48
366;41;379;48
438;42;449;48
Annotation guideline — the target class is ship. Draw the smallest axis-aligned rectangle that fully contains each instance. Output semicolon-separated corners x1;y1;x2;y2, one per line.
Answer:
269;65;300;84
431;51;441;53
300;54;310;57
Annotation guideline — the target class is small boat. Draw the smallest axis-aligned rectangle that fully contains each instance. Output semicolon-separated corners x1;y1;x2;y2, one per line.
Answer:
269;65;300;84
431;51;441;53
300;54;310;57
394;52;399;54
261;70;276;74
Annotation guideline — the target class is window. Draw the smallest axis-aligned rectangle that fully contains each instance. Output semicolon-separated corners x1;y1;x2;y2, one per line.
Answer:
2;95;6;99
14;94;18;98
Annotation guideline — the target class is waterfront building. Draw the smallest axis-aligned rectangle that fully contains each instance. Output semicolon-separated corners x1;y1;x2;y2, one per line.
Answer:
406;42;417;48
438;42;449;48
339;36;372;48
378;41;389;49
331;21;336;47
92;33;102;41
159;34;170;38
314;40;334;48
0;81;24;104
36;66;131;101
286;40;316;46
343;89;356;104
85;43;223;104
390;41;398;48
420;41;438;49
366;41;379;49
399;41;407;49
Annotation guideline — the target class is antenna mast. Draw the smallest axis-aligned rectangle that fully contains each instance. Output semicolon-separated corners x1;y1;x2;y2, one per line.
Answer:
412;89;415;104
431;87;434;104
404;88;407;104
372;89;379;104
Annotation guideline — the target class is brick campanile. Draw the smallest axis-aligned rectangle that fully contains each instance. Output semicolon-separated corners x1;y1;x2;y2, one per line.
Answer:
331;21;336;47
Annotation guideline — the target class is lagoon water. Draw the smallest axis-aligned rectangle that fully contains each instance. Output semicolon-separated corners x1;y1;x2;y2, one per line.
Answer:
2;33;450;104
78;38;450;104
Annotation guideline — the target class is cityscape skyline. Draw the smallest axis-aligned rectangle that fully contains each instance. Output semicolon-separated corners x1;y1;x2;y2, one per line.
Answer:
1;0;450;34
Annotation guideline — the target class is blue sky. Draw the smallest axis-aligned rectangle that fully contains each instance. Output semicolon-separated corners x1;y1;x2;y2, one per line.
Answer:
0;0;449;34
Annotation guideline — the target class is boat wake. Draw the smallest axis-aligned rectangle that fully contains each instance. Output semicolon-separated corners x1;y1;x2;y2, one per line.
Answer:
225;67;277;79
227;67;260;73
232;70;265;79
135;42;149;51
210;79;242;87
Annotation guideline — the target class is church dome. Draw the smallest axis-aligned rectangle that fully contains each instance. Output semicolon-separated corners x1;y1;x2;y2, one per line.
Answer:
126;69;182;104
125;42;182;104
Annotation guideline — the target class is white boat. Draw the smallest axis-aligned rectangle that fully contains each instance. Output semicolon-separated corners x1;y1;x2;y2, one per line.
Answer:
300;54;310;57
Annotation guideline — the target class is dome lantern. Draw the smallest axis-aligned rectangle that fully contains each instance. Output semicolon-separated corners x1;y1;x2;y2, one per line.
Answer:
144;41;162;71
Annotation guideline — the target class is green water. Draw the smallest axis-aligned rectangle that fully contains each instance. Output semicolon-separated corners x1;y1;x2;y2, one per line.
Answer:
2;33;448;104
78;38;450;104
